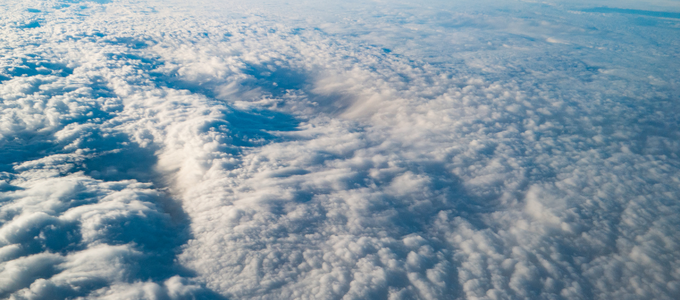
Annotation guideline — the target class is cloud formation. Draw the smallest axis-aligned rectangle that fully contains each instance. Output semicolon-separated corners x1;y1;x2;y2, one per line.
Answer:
1;0;679;299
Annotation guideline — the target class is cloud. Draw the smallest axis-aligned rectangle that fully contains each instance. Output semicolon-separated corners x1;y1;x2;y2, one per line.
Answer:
1;0;679;299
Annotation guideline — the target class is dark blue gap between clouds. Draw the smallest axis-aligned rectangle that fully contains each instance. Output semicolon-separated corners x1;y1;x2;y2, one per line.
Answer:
582;7;680;19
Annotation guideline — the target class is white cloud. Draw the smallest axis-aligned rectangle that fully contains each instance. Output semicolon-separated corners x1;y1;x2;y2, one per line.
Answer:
1;0;679;299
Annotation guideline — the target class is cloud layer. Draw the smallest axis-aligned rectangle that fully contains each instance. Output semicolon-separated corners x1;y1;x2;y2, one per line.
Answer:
1;0;679;299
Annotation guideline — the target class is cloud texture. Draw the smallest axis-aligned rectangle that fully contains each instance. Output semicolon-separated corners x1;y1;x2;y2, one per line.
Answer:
1;0;679;299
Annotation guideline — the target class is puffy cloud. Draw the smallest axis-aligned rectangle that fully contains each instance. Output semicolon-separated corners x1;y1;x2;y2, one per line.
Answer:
1;0;679;299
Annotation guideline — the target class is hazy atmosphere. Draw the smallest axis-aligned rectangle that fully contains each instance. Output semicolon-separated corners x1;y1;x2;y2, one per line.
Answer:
1;0;679;299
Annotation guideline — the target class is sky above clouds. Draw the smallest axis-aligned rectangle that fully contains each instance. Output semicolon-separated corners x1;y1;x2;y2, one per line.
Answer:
1;0;679;299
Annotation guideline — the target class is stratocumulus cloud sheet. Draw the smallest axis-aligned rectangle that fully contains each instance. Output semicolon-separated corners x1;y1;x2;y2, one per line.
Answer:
1;0;679;299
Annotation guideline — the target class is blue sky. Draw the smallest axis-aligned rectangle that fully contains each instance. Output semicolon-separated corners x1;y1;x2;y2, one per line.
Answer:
1;0;679;299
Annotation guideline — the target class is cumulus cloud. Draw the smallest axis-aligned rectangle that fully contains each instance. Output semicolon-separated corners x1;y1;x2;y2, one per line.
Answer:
1;0;679;299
